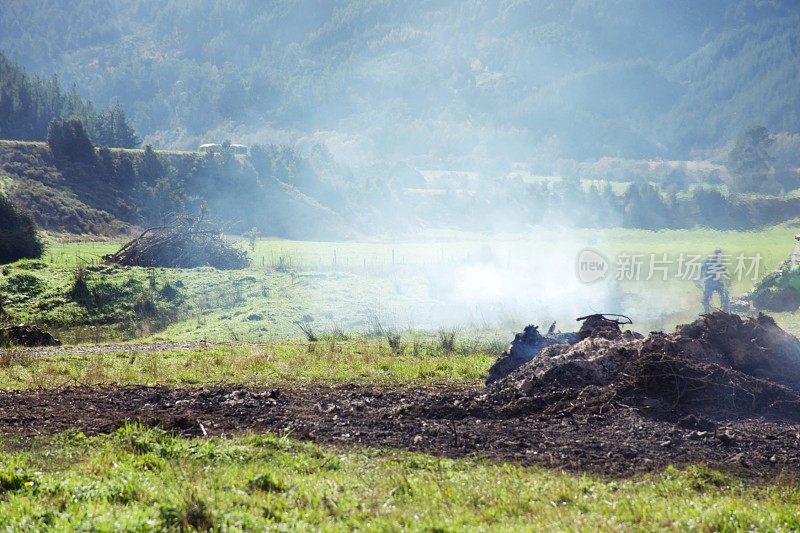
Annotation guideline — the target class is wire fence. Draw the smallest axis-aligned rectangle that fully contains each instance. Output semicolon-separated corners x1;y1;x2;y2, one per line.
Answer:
43;240;517;274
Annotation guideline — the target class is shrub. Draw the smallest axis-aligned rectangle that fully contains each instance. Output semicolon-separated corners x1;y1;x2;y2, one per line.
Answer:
0;460;34;493
0;195;43;264
69;267;92;306
46;116;96;162
4;272;44;296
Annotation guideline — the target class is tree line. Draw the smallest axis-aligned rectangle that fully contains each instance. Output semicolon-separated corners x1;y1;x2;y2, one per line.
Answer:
0;51;139;148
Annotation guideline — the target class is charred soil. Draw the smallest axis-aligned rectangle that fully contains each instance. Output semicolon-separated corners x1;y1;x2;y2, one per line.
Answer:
2;312;799;477
0;383;797;478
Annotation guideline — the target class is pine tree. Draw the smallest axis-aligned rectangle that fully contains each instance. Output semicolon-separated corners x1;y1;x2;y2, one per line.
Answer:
47;117;95;162
137;145;164;183
726;126;777;193
0;52;140;146
94;103;140;148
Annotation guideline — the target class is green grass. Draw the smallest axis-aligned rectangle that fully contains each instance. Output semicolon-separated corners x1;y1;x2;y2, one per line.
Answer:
3;227;800;343
0;139;196;157
0;426;797;531
0;341;493;390
43;227;798;277
3;229;800;530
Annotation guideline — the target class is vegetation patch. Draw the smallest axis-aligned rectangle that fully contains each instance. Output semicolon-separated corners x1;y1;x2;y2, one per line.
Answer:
0;193;43;265
0;429;797;530
750;263;800;311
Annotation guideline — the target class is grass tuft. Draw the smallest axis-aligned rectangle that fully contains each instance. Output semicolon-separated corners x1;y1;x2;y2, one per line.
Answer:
248;472;286;493
437;328;457;354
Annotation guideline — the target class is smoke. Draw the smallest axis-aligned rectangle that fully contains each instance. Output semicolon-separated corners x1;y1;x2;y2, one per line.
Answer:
359;236;621;335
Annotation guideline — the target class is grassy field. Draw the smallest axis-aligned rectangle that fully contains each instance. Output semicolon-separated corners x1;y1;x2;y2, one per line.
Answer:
0;427;797;531
0;342;492;391
0;340;795;531
3;226;800;530
7;226;797;344
43;227;797;274
0;341;798;531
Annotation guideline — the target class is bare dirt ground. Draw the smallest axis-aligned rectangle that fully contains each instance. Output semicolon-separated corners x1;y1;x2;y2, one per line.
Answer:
4;313;800;478
14;340;226;357
0;384;797;478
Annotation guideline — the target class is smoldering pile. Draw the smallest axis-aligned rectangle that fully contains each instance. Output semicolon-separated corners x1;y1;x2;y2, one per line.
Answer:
465;312;800;422
103;217;249;270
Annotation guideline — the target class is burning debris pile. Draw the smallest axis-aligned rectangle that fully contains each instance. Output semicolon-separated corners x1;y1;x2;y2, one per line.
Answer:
486;314;636;384
475;312;800;422
103;217;248;270
485;323;578;384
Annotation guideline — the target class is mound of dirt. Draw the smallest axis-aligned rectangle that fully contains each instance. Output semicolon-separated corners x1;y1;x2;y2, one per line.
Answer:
0;322;60;347
476;312;800;422
485;314;637;384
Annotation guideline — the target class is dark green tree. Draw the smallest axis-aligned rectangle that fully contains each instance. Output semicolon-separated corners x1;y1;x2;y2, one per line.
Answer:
94;103;140;148
726;126;777;194
114;154;137;188
0;52;140;146
46;117;96;162
0;194;44;264
137;145;164;183
622;183;673;229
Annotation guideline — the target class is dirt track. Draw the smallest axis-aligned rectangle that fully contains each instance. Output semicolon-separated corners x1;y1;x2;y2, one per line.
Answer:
14;341;221;357
1;384;798;478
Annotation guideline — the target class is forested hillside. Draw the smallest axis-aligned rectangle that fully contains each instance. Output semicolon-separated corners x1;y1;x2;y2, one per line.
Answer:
0;0;798;239
0;0;798;168
0;140;353;238
2;136;799;240
0;52;138;148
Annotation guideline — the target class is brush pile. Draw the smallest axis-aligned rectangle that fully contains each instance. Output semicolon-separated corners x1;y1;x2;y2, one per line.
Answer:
103;217;249;270
472;312;800;422
485;314;637;384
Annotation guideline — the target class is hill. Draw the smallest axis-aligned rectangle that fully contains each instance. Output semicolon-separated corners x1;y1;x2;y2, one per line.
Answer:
0;0;798;169
0;141;352;239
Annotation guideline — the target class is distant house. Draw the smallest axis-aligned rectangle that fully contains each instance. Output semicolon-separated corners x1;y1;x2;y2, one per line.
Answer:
199;143;248;155
199;143;222;154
